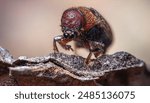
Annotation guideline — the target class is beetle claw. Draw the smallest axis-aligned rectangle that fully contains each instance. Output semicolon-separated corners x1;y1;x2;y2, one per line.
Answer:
63;45;74;51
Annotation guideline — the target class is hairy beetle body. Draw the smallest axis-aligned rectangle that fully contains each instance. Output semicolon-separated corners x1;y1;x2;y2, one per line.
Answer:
53;7;113;64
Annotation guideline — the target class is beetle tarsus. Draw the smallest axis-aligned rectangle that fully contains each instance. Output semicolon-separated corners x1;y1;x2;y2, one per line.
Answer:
62;45;74;51
53;35;73;52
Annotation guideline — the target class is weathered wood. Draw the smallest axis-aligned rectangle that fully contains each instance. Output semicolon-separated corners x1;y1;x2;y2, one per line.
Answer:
0;46;149;85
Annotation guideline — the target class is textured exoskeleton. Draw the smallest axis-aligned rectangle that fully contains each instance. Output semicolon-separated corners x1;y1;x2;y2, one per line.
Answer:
53;7;113;64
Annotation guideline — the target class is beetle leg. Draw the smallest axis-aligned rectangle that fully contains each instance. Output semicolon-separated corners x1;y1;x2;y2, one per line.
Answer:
93;42;105;59
93;51;102;58
90;41;105;54
53;35;73;53
53;35;62;53
84;41;105;64
84;51;92;64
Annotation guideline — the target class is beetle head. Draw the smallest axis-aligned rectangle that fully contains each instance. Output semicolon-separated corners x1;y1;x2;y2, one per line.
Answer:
61;8;85;39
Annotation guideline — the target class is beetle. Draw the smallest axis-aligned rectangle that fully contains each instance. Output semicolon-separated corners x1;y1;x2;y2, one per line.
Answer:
53;7;113;64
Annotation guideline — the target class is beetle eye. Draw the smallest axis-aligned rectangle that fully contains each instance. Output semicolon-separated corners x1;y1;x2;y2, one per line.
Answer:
70;34;75;38
70;31;77;39
63;33;69;38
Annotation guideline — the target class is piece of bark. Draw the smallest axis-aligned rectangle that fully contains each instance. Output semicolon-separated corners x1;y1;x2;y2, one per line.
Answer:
10;64;96;86
0;47;14;75
10;52;146;85
0;46;149;86
0;47;14;65
0;47;18;85
0;75;18;86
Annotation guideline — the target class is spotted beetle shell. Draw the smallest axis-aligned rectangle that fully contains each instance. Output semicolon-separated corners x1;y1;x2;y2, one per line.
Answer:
61;7;98;31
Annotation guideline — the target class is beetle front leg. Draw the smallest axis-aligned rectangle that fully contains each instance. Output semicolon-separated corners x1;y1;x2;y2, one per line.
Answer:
53;35;73;53
53;35;63;53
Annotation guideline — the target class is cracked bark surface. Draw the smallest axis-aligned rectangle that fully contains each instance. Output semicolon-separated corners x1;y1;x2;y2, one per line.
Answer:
0;46;150;86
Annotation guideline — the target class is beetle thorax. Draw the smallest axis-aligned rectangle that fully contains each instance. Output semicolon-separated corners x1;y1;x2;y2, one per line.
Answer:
61;7;97;32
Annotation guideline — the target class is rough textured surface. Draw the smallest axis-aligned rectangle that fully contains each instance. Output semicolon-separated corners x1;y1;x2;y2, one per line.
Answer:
0;46;150;86
0;47;14;76
0;75;18;86
0;47;14;64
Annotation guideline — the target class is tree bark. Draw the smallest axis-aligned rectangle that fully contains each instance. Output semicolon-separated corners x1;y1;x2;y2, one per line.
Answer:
0;46;149;86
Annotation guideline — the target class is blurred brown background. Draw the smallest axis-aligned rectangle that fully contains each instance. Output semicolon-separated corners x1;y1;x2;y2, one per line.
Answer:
0;0;150;64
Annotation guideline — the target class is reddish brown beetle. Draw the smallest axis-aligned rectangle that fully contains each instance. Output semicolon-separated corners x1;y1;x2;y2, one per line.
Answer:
53;7;113;64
